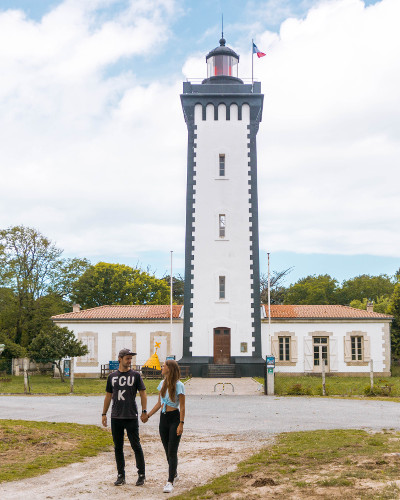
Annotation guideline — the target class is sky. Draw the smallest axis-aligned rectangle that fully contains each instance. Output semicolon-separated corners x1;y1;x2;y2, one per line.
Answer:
0;0;398;286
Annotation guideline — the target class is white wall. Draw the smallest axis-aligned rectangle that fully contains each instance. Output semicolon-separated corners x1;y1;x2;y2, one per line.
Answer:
191;103;254;358
55;320;183;375
261;320;389;374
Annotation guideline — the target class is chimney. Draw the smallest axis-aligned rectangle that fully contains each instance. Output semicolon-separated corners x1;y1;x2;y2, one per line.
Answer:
366;301;374;313
72;304;81;313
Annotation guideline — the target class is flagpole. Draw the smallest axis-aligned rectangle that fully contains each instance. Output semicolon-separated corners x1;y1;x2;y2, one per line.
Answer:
251;38;254;91
170;251;173;340
267;252;271;354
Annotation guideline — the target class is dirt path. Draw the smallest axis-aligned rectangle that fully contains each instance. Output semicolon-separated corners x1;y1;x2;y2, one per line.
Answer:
0;428;269;499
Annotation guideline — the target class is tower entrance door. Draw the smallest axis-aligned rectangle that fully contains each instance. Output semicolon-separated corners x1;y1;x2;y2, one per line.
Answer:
213;328;231;364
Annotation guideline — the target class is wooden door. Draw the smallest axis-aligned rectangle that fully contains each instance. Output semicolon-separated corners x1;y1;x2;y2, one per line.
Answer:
213;328;231;364
313;337;330;373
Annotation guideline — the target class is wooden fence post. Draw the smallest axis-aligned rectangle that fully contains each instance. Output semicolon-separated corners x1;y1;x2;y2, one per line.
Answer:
23;358;28;394
70;358;74;394
370;359;374;391
320;345;326;396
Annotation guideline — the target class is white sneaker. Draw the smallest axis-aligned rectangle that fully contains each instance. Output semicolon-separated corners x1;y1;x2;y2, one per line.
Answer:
163;482;174;493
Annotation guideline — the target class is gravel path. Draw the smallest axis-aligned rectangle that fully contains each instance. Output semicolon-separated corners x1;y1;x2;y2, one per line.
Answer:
1;386;399;498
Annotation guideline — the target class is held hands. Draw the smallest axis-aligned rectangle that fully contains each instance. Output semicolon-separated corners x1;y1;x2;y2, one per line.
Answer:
141;413;149;423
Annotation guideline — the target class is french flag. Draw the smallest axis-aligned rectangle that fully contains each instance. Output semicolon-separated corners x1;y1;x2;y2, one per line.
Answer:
253;42;266;58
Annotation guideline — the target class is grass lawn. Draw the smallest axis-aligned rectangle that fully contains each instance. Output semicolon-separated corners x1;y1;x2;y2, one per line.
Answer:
0;375;162;395
0;419;113;483
174;429;400;499
254;374;400;398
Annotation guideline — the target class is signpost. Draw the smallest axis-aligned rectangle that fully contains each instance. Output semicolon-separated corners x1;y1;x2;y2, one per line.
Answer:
265;356;275;395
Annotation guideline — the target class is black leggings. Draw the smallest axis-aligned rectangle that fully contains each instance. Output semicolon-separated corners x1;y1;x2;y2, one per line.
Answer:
111;418;145;476
159;410;182;483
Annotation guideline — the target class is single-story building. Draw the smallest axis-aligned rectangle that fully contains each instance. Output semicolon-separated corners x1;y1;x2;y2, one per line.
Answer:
52;303;392;377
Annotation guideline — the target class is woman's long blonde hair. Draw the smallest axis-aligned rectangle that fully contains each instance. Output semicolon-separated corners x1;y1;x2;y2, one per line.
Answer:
160;360;181;402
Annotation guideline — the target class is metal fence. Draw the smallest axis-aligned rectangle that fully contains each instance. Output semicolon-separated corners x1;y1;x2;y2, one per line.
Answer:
100;363;191;380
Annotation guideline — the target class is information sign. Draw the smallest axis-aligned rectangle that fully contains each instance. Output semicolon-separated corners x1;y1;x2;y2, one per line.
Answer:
266;356;275;367
64;359;70;378
109;361;119;370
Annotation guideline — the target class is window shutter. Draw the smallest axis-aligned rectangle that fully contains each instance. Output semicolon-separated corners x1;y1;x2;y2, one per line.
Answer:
87;337;95;361
271;337;279;359
329;337;338;371
344;336;351;363
363;336;371;362
304;337;313;372
291;336;298;363
81;336;88;362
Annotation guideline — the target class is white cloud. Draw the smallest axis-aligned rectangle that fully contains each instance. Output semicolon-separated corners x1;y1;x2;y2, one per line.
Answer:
0;0;187;261
254;0;400;257
0;0;399;272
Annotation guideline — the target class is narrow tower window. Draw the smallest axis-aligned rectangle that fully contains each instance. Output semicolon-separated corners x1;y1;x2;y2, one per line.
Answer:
219;276;226;299
219;214;226;238
219;154;225;176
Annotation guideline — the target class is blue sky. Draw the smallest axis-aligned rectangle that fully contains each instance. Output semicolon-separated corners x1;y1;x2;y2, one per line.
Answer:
0;0;398;286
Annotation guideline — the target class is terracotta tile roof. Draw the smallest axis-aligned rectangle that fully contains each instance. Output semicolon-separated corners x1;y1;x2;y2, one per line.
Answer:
52;304;183;321
263;304;392;319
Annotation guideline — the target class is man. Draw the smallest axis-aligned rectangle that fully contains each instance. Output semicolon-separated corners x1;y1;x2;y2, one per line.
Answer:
102;348;147;486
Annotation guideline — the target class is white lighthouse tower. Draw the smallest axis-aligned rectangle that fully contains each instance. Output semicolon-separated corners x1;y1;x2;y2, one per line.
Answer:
180;37;264;377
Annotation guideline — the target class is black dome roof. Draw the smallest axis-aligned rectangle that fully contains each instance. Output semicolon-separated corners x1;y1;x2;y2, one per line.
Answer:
206;38;239;61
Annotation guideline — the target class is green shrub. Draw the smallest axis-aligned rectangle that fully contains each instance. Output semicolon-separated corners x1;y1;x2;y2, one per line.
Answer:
287;383;312;395
364;384;393;397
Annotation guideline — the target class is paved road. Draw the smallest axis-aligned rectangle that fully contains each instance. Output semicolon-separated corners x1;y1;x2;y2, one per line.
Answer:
1;394;399;437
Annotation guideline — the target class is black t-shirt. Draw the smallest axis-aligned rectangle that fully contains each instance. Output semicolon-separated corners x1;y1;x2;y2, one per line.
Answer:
106;369;146;419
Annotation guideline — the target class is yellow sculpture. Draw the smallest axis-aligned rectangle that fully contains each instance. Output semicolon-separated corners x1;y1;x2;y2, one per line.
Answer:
142;341;161;370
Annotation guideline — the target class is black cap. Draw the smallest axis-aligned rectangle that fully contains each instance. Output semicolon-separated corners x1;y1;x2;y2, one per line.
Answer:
118;348;137;358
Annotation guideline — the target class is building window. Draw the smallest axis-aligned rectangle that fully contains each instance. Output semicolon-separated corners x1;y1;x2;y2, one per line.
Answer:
351;336;363;361
219;276;225;299
278;337;290;361
219;214;226;238
219;154;225;176
313;337;328;366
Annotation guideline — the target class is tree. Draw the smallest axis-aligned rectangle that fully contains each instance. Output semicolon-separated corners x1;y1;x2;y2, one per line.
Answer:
72;262;170;308
338;274;395;305
260;267;293;304
0;332;27;359
349;296;391;314
389;283;400;358
0;226;90;345
28;324;88;382
284;274;339;305
162;274;185;304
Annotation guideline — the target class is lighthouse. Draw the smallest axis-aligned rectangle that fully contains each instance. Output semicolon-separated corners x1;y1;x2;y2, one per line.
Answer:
180;37;264;377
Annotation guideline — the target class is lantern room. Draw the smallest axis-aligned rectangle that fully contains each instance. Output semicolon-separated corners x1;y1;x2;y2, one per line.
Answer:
205;37;241;82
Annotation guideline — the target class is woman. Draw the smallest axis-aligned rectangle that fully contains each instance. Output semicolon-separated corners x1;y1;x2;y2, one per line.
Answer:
145;359;185;494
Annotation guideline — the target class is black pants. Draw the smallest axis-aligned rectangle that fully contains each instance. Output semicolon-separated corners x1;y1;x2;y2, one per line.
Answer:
159;410;182;483
111;418;145;476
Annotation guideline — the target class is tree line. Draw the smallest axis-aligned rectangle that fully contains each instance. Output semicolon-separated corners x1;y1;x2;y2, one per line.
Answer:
261;269;400;355
0;225;399;360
